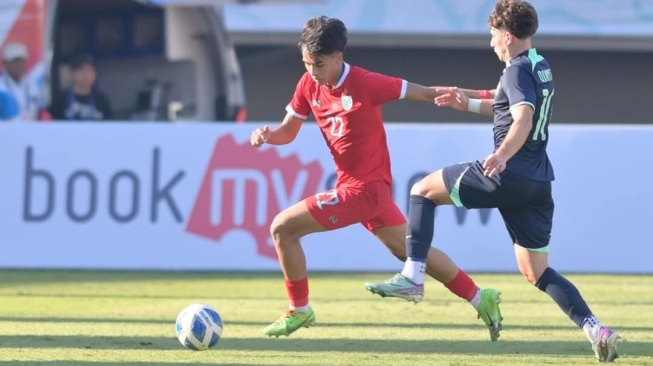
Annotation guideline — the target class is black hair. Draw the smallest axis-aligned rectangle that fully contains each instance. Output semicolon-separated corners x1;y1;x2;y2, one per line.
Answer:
298;16;347;56
70;54;96;70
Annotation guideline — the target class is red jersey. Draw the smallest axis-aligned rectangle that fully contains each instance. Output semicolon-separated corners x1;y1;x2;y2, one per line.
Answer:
286;63;407;187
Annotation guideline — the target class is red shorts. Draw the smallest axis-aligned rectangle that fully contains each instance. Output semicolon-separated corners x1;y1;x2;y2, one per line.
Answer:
305;180;406;233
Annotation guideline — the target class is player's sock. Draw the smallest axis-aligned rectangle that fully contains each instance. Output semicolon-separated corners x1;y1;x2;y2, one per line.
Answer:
290;304;311;312
285;277;310;312
400;257;426;284
405;194;436;261
401;195;436;284
535;267;592;326
581;314;604;342
445;269;482;309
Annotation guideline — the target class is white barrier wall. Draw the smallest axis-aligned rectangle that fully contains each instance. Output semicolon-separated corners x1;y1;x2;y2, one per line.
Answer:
223;0;653;37
1;123;652;273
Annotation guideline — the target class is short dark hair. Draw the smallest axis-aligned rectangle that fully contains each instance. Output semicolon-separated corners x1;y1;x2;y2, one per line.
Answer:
70;54;95;71
488;0;538;39
298;16;347;56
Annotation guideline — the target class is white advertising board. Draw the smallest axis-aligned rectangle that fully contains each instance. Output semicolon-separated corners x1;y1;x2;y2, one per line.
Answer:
0;123;651;273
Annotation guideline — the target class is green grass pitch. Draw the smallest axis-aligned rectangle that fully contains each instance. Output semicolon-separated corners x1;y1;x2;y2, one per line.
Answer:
0;270;651;365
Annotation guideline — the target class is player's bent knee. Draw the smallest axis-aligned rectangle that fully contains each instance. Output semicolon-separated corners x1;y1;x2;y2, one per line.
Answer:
410;179;430;197
410;173;449;202
269;213;301;245
515;243;549;285
410;182;445;203
518;262;547;285
520;270;539;285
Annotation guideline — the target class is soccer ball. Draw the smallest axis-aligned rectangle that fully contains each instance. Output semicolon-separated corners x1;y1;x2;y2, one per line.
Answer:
175;303;224;351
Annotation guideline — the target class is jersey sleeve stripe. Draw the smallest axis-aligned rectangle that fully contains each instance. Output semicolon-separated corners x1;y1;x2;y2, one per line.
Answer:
398;80;408;100
285;105;308;120
510;101;535;111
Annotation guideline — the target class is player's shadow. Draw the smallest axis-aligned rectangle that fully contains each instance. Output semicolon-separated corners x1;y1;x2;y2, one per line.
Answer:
227;320;653;333
3;316;653;334
7;292;653;308
224;337;652;357
0;335;651;358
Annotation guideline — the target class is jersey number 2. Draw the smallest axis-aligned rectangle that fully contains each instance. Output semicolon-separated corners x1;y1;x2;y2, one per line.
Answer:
327;116;345;137
533;88;554;141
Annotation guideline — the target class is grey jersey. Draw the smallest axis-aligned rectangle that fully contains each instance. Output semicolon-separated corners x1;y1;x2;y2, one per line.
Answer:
493;48;555;181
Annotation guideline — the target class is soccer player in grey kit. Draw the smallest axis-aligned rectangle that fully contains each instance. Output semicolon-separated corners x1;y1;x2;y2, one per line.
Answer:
365;0;621;362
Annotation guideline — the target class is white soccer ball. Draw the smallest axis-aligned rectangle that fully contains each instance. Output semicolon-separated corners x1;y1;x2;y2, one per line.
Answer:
175;303;224;351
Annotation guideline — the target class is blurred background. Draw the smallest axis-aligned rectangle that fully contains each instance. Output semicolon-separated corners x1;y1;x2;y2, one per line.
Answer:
2;0;653;124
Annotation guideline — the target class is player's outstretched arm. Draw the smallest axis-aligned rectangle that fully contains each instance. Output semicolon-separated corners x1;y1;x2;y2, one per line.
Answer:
250;112;304;147
434;87;494;117
404;82;495;103
456;88;496;99
403;83;443;103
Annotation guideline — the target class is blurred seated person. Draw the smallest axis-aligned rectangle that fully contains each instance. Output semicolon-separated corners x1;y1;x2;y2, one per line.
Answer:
50;55;113;121
0;42;49;121
0;89;20;121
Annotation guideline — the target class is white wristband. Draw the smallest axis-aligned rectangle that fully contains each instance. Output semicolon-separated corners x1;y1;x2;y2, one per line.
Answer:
467;99;481;114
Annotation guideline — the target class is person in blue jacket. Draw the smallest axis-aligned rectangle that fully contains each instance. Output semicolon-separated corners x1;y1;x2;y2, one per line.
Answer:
0;89;20;121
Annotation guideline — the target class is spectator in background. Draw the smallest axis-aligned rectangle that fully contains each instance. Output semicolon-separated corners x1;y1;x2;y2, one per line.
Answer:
0;42;46;121
50;55;113;121
0;89;19;121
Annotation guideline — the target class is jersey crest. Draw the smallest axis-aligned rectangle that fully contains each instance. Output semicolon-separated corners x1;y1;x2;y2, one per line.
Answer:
341;88;353;111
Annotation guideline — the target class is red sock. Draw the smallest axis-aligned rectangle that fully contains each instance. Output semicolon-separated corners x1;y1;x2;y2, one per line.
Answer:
444;270;479;301
285;277;309;307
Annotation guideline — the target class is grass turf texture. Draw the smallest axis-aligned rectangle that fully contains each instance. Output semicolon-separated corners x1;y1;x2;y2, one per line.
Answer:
0;270;651;365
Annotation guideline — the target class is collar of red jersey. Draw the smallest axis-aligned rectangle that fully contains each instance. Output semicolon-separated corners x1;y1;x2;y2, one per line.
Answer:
331;62;351;90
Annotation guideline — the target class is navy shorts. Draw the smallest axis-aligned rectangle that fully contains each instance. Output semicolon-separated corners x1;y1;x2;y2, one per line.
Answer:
442;160;554;250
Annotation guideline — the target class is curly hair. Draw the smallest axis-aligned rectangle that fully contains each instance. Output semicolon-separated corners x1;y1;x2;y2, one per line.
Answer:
488;0;538;39
298;16;347;56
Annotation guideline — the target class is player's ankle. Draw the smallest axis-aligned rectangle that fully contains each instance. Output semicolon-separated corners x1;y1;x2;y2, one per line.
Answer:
469;288;482;310
289;304;311;313
401;258;426;285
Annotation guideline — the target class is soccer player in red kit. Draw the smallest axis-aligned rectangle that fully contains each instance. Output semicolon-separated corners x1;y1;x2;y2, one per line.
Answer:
250;16;502;338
